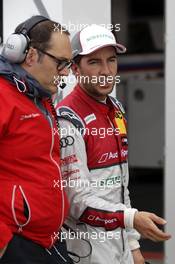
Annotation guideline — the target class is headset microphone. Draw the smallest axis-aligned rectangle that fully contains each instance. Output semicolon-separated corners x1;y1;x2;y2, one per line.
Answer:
59;78;66;89
59;82;66;89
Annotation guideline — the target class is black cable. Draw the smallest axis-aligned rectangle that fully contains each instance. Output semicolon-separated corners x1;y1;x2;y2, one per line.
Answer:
62;223;92;262
47;97;60;133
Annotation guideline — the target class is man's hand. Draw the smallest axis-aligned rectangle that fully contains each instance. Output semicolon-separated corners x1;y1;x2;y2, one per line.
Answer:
0;245;7;259
134;211;171;242
132;249;145;264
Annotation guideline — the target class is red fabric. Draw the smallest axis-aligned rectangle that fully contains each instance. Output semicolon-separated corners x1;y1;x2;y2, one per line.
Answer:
0;77;69;248
80;207;125;230
0;222;13;248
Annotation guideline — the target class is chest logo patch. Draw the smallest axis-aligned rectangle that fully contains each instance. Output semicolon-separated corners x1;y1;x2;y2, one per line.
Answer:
114;111;126;134
84;113;96;124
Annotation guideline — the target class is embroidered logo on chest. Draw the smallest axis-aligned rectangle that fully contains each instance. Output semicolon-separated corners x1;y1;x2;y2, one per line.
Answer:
20;113;41;121
84;113;96;124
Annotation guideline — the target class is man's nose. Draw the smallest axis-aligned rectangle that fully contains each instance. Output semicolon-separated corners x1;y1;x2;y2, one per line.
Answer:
100;62;111;75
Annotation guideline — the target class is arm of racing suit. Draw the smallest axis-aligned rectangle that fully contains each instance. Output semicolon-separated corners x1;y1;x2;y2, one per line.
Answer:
123;167;141;250
0;98;13;249
59;119;140;248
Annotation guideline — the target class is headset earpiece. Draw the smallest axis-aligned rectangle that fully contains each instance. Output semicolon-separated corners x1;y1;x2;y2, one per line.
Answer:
1;15;49;64
2;34;30;63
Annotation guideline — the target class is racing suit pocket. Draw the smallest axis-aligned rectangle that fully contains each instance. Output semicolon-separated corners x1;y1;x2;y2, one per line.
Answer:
11;185;31;232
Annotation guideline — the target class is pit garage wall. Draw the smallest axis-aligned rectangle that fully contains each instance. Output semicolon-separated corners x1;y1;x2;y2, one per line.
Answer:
3;0;62;41
165;0;175;262
3;0;110;45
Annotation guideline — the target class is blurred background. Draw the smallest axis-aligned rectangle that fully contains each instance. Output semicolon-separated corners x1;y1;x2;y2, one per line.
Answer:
0;1;174;263
112;2;165;262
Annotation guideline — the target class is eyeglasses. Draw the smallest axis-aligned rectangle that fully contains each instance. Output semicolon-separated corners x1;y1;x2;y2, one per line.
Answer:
36;48;73;71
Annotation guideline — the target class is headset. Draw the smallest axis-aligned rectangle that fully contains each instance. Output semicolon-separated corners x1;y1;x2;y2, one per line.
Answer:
1;15;49;63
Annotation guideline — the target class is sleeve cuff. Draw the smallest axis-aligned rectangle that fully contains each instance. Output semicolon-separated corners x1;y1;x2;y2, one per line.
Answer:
124;208;138;229
128;238;140;251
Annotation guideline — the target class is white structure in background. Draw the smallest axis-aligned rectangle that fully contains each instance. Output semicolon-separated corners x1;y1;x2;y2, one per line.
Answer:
165;0;175;263
3;0;62;40
3;0;112;99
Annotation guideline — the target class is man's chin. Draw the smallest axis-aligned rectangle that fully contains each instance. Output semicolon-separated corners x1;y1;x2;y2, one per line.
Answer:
98;85;113;94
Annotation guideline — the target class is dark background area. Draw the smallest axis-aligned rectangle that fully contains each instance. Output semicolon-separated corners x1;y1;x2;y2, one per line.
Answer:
129;0;164;18
111;0;165;257
129;168;164;253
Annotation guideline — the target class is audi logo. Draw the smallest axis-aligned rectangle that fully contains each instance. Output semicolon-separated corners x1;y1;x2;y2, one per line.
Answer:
60;136;74;148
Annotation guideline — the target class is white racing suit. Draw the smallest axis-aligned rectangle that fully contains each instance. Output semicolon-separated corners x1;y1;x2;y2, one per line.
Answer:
57;85;140;264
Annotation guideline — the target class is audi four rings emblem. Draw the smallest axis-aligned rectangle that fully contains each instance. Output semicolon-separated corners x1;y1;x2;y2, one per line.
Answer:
60;136;75;148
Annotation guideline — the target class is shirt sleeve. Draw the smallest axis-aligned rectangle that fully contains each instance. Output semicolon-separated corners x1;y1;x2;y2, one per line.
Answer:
123;162;141;250
59;118;138;231
127;228;140;250
0;94;13;248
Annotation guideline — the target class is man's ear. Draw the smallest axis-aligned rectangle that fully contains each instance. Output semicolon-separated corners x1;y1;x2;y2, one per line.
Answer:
71;63;80;76
24;47;38;66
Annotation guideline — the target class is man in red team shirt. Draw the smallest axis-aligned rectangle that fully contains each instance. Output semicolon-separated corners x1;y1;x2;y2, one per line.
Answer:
0;15;73;264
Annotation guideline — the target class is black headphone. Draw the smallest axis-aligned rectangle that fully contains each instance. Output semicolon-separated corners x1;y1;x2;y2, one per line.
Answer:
1;15;49;63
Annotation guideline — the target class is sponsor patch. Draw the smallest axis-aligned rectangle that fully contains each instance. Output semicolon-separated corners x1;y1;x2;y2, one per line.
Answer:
60;136;74;148
20;113;40;120
98;151;118;163
114;111;126;134
61;154;78;166
84;113;96;125
100;175;121;187
62;169;80;178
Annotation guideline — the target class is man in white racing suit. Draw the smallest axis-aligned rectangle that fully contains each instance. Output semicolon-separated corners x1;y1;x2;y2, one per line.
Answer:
57;25;171;264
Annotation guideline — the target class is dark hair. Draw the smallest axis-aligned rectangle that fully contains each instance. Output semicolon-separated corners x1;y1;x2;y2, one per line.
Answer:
15;17;70;52
73;55;83;65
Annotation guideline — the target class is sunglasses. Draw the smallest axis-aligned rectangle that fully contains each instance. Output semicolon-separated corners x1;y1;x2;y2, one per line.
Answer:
36;48;73;71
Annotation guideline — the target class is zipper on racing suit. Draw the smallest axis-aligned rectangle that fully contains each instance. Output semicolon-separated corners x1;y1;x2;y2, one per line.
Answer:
34;97;65;247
